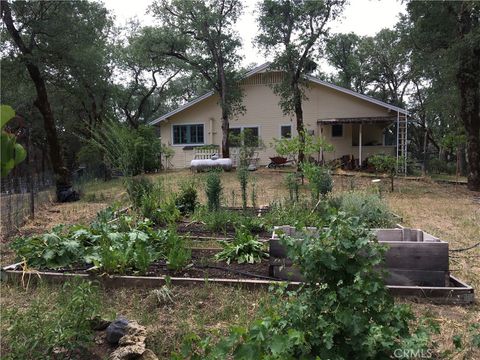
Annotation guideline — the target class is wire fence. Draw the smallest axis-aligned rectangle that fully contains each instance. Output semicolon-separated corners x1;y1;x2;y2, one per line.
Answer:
1;172;55;237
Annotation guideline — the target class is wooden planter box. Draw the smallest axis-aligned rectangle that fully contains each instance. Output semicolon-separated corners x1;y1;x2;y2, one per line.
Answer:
269;226;449;287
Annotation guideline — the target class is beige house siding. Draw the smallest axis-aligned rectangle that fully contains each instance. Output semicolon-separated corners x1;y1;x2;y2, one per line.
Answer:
157;76;397;168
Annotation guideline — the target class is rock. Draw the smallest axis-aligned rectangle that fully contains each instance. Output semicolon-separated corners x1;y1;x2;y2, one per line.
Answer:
109;343;146;360
140;349;159;360
106;317;129;345
109;321;150;360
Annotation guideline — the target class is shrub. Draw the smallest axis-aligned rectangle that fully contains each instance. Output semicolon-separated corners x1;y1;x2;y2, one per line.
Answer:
301;162;333;201
193;207;237;233
284;172;300;202
215;228;268;264
237;165;249;210
125;176;154;208
369;154;398;192
332;191;396;228
181;212;433;359
205;170;222;211
3;279;101;360
166;229;191;271
175;180;198;215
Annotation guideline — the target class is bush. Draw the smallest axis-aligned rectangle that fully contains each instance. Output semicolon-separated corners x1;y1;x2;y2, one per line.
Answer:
125;176;154;209
181;212;433;359
237;166;249;209
301;162;333;201
3;279;101;360
428;158;456;175
205;170;222;211
166;229;191;271
332;191;396;228
284;172;300;202
215;227;268;264
369;154;398;191
91;122;163;176
175;180;198;215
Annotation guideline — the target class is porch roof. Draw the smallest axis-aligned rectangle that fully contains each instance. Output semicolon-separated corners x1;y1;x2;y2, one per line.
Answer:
317;116;397;124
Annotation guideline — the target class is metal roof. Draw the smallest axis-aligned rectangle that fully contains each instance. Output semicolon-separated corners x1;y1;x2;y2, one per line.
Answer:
149;62;407;125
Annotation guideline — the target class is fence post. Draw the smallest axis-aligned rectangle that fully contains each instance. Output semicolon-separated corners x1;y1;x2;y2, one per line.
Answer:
26;127;35;219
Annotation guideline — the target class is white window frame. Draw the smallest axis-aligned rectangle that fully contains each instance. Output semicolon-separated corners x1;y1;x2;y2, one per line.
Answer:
331;124;344;138
279;124;293;139
171;123;206;146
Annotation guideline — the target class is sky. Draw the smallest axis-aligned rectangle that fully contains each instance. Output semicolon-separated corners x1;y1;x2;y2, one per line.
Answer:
103;0;406;69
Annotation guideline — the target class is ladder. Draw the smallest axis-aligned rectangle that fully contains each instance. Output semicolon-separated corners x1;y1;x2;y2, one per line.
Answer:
396;111;408;175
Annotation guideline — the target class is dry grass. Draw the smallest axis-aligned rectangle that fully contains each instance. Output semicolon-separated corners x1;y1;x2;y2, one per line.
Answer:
1;168;479;358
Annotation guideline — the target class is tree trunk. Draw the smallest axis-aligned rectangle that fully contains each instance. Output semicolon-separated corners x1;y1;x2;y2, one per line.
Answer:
218;64;230;159
422;127;428;175
1;1;72;200
293;84;305;166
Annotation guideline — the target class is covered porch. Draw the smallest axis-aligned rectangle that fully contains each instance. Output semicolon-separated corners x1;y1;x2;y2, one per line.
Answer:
317;115;407;170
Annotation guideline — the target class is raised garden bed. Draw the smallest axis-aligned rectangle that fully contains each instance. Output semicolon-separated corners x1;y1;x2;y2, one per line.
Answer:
270;226;450;287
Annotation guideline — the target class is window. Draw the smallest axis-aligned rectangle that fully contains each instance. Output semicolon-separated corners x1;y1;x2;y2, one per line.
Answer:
228;126;259;147
172;124;204;145
280;125;292;139
244;127;259;147
228;128;241;147
331;124;343;138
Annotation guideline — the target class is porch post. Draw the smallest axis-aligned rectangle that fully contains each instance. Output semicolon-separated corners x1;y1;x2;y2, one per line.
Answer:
358;123;363;167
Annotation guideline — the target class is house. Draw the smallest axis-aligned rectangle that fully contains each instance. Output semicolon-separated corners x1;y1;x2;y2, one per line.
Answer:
149;63;408;171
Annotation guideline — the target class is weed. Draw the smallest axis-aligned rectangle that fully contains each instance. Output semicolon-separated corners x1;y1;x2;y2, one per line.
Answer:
205;170;222;211
215;228;268;264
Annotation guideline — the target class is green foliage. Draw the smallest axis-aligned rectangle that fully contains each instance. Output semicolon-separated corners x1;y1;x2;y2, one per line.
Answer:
182;212;433;359
301;162;333;201
284;172;300;202
193;207;265;234
215;228;268;265
237;166;249;210
126;176;155;208
369;154;399;191
331;191;396;228
11;214;173;274
175;180;198;215
91;122;163;176
263;200;326;229
1;105;27;177
3;279;100;360
166;229;191;271
428;158;457;175
273;131;334;164
205;170;222;211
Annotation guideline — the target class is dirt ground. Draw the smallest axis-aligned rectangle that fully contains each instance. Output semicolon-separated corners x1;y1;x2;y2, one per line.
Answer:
1;168;479;358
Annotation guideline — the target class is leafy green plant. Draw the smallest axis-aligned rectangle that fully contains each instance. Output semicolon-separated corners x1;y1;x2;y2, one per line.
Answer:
175;180;198;215
205;170;222;211
181;212;433;359
215;228;268;264
3;278;100;360
125;176;154;208
369;154;400;192
1;105;27;177
166;229;191;271
284;172;300;202
332;191;396;228
237;165;249;209
301;162;332;201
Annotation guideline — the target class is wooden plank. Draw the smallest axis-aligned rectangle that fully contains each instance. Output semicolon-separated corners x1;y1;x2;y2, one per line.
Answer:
1;269;473;304
381;242;449;271
384;269;448;287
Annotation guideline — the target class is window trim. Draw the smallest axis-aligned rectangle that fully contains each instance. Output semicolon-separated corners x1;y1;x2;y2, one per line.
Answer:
331;124;344;138
228;125;261;147
280;124;293;139
171;123;206;146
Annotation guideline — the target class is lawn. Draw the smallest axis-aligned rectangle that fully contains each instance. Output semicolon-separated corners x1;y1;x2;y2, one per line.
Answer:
1;168;479;359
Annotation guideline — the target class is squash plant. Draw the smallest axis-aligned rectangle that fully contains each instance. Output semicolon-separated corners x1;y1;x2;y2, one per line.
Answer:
1;105;26;177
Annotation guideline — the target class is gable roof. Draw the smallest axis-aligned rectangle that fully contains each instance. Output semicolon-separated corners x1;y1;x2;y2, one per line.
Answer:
149;63;407;125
